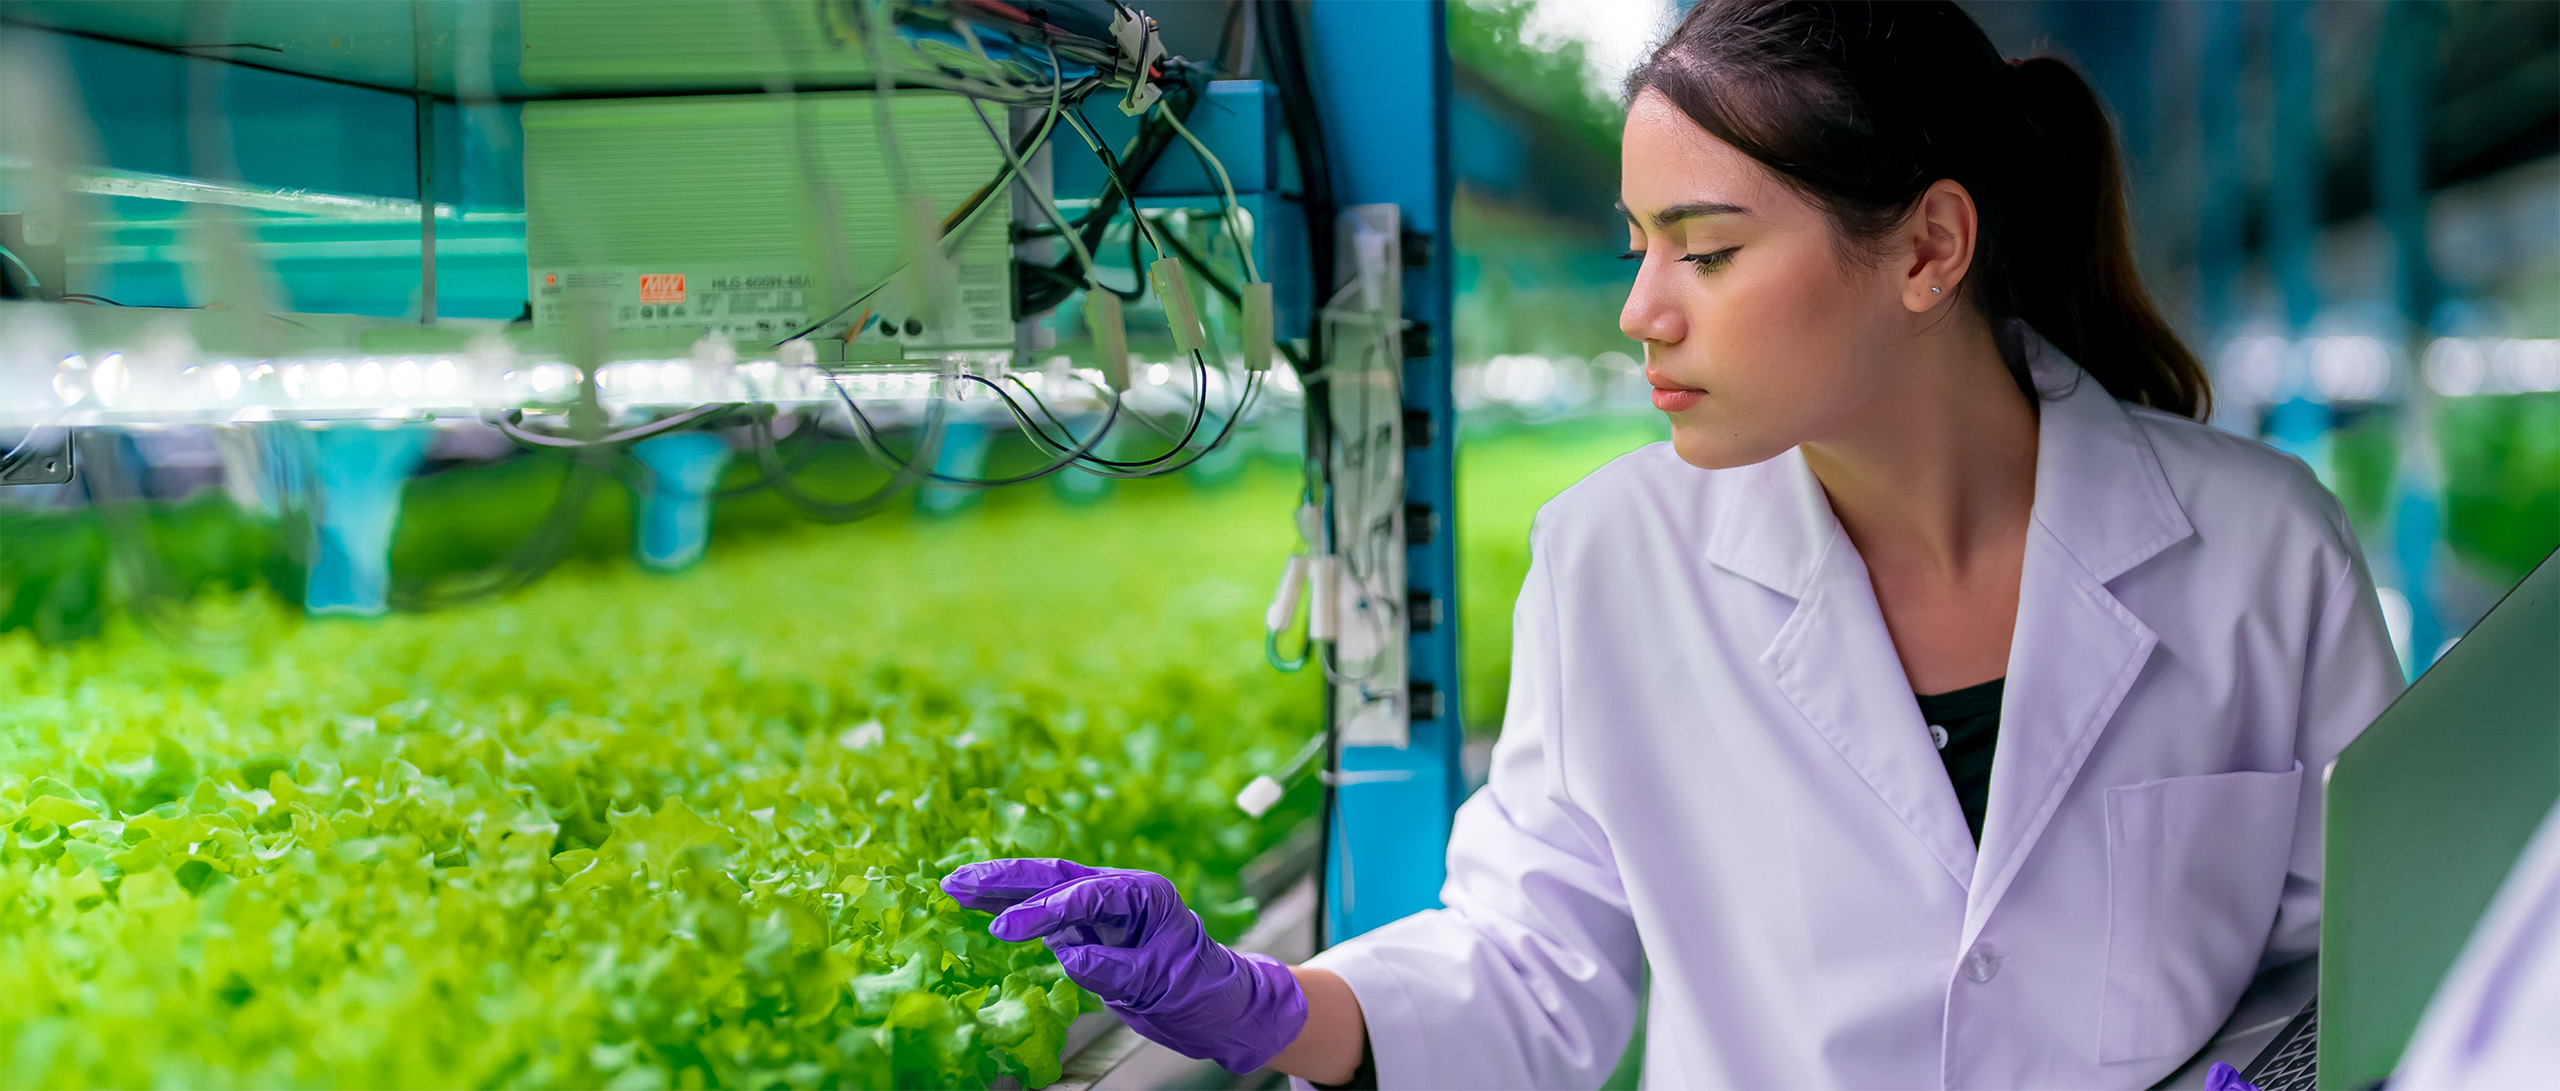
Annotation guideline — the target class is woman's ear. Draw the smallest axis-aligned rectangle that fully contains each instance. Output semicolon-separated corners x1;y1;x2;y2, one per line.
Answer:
1902;179;1979;314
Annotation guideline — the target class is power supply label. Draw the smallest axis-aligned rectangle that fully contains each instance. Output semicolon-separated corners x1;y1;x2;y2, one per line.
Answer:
532;265;813;340
531;262;1012;347
637;274;686;303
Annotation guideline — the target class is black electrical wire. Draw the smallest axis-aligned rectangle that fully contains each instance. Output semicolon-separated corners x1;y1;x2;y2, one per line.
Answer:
969;367;1264;481
711;410;827;499
746;376;956;523
390;452;607;610
1254;0;1345;954
489;402;741;451
1013;77;1205;315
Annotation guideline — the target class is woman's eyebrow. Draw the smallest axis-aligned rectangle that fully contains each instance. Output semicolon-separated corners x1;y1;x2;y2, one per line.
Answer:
1615;200;1754;229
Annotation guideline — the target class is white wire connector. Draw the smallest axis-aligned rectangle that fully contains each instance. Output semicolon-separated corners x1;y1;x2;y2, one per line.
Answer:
1306;553;1339;642
1266;553;1309;633
1243;282;1275;373
1234;775;1285;818
1109;8;1167;116
1149;257;1206;354
1085;292;1129;390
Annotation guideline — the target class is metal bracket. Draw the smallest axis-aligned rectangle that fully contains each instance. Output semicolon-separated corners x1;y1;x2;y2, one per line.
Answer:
0;429;74;485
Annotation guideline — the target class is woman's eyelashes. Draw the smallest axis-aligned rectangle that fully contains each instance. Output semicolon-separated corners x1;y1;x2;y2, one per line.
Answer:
1680;246;1740;273
1617;246;1741;274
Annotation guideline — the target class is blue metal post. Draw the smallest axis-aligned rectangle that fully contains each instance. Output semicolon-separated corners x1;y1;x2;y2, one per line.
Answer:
2264;0;2330;470
630;432;731;570
2193;1;2246;343
915;420;992;515
2373;0;2446;675
1306;0;1464;942
306;425;432;616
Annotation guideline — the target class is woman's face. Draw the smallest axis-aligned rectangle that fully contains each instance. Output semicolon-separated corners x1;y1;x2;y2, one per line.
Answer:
1619;89;1916;469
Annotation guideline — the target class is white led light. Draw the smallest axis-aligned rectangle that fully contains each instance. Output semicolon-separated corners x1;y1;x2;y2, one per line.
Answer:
389;359;421;397
2310;336;2389;402
659;362;692;392
54;355;87;406
282;363;309;400
2217;336;2288;402
2424;338;2486;398
530;364;563;394
425;358;458;396
316;360;350;398
212;362;243;401
1146;362;1171;385
92;353;128;407
624;363;658;392
352;359;386;398
2494;338;2560;393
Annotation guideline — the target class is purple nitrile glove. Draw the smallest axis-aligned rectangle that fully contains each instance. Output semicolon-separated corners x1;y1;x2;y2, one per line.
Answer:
943;858;1309;1074
2204;1062;2263;1091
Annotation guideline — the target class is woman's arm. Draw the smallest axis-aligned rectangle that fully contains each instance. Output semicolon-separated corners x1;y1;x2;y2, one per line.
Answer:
1270;967;1367;1085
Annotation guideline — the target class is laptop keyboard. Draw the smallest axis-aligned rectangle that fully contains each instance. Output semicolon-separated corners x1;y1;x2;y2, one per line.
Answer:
2240;1003;2318;1091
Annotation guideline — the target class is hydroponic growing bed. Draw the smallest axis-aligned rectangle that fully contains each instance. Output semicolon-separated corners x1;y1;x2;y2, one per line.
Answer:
0;466;1320;1089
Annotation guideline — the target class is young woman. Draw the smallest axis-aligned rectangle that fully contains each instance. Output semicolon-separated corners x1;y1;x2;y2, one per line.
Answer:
945;2;2402;1086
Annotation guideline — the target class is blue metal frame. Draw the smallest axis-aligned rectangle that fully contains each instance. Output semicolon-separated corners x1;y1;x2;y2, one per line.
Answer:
1305;0;1465;943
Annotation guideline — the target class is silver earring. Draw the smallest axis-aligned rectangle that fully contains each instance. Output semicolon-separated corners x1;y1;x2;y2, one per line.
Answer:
1930;285;1942;294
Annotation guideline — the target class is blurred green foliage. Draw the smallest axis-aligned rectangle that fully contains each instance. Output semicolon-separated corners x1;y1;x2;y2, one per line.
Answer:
2439;393;2560;583
1458;418;1666;733
1447;0;1627;155
2329;412;2401;531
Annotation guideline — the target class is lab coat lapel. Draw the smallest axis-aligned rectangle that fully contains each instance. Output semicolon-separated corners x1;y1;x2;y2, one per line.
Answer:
1962;331;2194;943
1716;452;1981;891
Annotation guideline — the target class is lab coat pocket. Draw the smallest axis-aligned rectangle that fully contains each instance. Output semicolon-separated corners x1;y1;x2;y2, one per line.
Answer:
2097;762;2305;1064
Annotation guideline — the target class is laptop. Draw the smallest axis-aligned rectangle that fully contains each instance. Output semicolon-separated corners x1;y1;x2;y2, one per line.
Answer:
2158;545;2560;1090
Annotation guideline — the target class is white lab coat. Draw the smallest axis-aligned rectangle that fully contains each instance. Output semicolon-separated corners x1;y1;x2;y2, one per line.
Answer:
1304;329;2403;1089
2395;797;2560;1089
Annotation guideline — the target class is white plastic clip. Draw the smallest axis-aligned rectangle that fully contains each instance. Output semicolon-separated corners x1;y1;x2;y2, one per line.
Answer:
1109;8;1167;116
1234;775;1285;818
1149;257;1206;354
1266;553;1309;633
1085;292;1129;390
1242;281;1275;373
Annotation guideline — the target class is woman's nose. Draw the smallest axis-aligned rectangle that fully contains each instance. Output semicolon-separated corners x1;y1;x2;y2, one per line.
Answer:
1620;261;1687;346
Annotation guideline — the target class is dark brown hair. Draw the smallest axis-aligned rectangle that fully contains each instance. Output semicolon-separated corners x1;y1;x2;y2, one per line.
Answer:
1627;0;2211;419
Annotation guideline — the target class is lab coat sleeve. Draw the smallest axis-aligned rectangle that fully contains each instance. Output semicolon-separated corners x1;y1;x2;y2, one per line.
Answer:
1303;524;1643;1090
2263;518;2403;966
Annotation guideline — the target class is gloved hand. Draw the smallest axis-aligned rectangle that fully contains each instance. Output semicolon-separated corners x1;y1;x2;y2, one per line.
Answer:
943;858;1308;1074
2204;1062;2263;1091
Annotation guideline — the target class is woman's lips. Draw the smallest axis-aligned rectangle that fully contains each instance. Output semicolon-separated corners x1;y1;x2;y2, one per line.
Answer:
1647;370;1705;412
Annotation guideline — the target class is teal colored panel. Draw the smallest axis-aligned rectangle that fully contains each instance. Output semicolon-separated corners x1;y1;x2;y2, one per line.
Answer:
518;0;870;90
2322;548;2560;1087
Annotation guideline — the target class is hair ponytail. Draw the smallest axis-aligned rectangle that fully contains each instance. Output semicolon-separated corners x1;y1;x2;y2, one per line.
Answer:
1628;0;2212;420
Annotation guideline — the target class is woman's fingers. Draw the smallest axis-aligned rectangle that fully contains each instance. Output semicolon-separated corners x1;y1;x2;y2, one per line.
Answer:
1052;940;1153;1001
940;858;1101;913
989;870;1183;945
